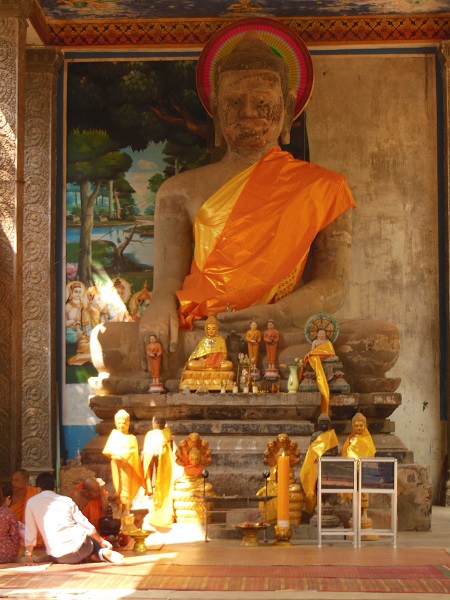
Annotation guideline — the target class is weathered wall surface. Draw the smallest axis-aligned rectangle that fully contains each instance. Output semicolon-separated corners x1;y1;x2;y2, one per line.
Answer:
307;52;441;500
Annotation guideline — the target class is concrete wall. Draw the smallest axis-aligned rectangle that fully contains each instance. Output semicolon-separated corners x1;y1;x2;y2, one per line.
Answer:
307;50;442;500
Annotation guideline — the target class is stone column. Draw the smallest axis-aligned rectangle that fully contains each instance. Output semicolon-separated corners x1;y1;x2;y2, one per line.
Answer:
22;47;63;476
0;0;31;478
438;41;450;506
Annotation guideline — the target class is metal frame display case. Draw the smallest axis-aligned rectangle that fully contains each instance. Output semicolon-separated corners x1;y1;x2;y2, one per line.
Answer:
317;456;358;547
357;457;397;548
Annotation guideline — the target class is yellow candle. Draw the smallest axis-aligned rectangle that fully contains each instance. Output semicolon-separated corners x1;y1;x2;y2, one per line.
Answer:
277;453;290;527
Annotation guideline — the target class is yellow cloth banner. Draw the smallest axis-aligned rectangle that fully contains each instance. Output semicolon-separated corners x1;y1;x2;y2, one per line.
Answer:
298;340;336;414
299;429;339;513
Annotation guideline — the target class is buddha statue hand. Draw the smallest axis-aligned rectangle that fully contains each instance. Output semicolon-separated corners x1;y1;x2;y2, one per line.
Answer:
218;277;343;334
140;290;179;354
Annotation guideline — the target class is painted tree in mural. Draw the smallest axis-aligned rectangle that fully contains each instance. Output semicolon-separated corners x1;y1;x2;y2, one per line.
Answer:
67;61;209;176
67;129;133;283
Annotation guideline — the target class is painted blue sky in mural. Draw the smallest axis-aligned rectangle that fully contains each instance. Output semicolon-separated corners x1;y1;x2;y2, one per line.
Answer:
38;0;450;21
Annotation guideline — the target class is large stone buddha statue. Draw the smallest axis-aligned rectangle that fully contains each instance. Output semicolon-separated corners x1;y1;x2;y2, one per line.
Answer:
90;19;399;394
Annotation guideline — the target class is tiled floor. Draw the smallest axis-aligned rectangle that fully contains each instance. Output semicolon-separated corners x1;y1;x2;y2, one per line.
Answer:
1;506;449;600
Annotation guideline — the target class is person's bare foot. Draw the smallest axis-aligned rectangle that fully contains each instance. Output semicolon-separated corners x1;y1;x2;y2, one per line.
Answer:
100;548;124;564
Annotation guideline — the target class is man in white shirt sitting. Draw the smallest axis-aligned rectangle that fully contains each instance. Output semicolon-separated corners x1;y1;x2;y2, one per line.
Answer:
24;472;123;565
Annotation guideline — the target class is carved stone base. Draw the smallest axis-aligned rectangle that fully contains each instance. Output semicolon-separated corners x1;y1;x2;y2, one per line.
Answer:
179;370;235;391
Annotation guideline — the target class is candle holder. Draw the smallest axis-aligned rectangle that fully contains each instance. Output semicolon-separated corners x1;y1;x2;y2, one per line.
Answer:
274;524;292;545
262;469;270;543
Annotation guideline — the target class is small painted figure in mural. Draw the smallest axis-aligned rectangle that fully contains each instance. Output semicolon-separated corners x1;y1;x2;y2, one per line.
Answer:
102;410;144;516
65;281;85;344
67;285;108;366
130;282;152;322
104;277;132;323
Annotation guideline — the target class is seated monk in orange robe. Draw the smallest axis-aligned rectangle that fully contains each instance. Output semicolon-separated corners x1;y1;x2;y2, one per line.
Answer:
70;477;109;531
10;470;38;524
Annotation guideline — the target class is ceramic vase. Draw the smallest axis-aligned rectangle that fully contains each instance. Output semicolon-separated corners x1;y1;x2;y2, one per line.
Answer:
287;365;299;393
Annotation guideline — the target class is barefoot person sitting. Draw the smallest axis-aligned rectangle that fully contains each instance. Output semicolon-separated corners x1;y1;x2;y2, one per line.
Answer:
24;472;124;565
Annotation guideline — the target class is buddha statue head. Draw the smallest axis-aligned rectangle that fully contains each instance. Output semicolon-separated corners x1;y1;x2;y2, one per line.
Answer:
351;412;367;435
114;409;131;434
204;315;220;338
210;33;297;149
317;412;332;432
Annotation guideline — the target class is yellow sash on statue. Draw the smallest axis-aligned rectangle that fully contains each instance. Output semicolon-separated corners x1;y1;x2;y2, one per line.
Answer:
298;340;336;415
177;146;355;329
340;429;376;459
299;428;339;512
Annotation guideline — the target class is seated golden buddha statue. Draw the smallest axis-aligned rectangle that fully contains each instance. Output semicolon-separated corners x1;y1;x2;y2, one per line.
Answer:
179;316;235;391
89;19;400;396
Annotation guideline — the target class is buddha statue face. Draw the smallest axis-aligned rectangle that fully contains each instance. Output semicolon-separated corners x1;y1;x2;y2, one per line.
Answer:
115;412;130;434
250;320;258;330
352;413;366;435
316;328;327;342
189;447;201;466
206;322;218;338
317;414;331;431
216;70;284;151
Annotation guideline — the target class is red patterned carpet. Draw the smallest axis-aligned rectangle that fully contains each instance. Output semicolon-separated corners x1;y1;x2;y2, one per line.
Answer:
1;561;450;594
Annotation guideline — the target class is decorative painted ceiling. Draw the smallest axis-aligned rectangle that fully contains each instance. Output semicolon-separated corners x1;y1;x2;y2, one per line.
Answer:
29;0;450;48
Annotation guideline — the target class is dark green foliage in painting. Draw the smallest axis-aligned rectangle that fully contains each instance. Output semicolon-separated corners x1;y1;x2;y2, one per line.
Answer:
67;60;210;162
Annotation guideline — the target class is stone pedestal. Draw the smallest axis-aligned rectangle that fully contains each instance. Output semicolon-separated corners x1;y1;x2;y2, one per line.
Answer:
81;389;431;532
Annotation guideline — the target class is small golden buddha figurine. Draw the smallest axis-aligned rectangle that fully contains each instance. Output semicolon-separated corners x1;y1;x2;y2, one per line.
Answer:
179;316;235;391
340;412;377;536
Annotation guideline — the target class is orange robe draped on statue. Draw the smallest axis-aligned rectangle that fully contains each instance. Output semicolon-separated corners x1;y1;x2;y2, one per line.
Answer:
298;340;336;415
299;428;339;513
340;428;376;460
177;146;355;329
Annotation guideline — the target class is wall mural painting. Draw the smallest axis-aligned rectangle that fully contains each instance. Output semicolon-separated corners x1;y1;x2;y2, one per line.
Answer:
65;58;211;384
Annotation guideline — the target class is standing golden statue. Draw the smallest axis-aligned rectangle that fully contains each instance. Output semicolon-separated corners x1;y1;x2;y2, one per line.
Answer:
102;410;144;516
